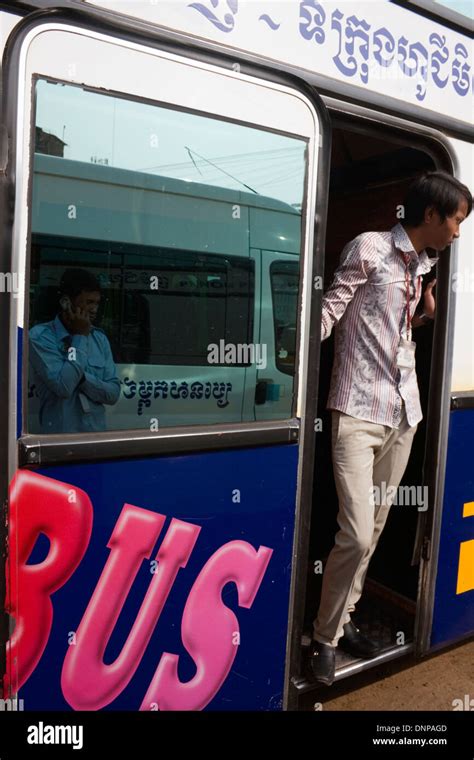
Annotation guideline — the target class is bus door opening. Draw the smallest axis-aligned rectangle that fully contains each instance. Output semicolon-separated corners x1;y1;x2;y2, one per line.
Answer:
300;118;451;690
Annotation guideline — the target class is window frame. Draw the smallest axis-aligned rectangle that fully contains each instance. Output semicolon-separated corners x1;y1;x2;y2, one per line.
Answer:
2;19;328;464
24;73;307;440
269;259;300;378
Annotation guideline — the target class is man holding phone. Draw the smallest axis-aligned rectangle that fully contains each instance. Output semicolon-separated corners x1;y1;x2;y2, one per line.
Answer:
29;268;120;433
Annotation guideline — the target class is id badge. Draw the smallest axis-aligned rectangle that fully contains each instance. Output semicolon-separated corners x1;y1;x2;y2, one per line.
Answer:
396;338;416;369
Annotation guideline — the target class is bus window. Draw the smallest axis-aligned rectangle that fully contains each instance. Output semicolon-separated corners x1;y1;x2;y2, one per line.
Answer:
270;261;299;376
29;241;254;367
27;79;306;433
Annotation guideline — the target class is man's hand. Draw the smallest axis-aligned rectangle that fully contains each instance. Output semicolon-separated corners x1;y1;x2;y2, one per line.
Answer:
62;303;91;336
412;278;436;328
422;278;436;318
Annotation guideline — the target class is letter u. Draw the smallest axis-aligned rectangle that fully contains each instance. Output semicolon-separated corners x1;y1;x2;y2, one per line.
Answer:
61;506;200;710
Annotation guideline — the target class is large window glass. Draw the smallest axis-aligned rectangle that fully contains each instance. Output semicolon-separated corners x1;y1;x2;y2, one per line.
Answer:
27;80;306;433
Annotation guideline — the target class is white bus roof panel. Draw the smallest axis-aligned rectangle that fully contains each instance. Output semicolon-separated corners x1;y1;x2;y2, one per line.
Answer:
84;0;473;127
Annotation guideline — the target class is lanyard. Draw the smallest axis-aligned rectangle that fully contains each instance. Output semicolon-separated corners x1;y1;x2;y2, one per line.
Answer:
402;253;421;341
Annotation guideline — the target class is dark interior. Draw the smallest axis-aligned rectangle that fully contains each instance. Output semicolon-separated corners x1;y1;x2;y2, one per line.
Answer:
303;123;438;652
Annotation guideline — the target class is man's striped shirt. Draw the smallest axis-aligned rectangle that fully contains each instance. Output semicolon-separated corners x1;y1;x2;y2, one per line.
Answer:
321;223;437;428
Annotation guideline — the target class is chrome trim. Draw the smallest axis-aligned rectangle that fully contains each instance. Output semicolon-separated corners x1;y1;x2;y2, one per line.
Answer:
18;419;300;466
451;392;474;410
292;643;415;694
415;241;459;653
283;110;331;710
335;642;415;679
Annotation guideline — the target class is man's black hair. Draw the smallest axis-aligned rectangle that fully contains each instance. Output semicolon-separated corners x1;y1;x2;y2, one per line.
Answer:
403;171;472;227
59;268;101;299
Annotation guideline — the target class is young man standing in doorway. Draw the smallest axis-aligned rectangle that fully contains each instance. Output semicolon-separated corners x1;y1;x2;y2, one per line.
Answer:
311;171;472;686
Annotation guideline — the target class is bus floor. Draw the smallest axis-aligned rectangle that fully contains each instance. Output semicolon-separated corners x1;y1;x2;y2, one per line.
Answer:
294;577;416;695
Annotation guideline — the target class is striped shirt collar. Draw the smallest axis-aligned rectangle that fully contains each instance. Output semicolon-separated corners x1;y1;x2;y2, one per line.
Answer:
391;222;438;274
392;222;421;256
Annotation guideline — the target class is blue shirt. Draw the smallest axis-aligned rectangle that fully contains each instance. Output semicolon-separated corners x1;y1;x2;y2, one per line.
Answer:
29;315;121;433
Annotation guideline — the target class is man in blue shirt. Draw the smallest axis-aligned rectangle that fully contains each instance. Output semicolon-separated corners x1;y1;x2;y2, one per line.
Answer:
29;268;120;433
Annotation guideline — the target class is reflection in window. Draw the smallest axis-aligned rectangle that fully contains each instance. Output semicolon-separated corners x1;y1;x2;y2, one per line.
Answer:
30;238;254;366
271;262;299;376
27;79;306;433
35;79;305;206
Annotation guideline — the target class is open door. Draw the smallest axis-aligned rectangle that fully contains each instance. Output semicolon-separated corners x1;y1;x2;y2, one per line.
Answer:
0;11;331;709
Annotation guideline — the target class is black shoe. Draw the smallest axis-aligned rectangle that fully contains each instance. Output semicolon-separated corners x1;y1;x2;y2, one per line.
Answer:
309;640;336;686
338;620;382;659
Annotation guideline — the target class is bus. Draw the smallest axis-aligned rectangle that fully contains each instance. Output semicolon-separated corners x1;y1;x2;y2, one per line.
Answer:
28;152;301;429
0;0;472;712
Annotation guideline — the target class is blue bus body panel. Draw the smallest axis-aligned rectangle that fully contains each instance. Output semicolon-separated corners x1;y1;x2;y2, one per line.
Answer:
431;409;474;646
18;444;298;710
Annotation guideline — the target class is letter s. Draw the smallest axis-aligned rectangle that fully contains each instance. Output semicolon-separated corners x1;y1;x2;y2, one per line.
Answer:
5;471;92;695
141;540;273;711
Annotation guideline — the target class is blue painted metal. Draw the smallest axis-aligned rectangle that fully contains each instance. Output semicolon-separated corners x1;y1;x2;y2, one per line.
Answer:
20;444;298;710
431;409;474;646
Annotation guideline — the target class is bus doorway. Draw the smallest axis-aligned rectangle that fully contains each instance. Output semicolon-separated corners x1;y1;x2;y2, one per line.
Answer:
298;116;452;696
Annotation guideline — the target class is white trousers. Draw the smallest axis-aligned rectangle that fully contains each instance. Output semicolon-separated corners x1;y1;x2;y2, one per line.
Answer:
313;405;418;646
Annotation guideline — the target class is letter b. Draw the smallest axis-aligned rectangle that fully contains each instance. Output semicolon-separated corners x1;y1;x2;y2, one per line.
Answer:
5;471;92;695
